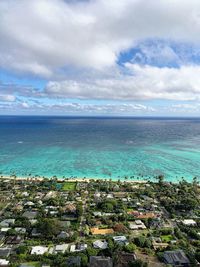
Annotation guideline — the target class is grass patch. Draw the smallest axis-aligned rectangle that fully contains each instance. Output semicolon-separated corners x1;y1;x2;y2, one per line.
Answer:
62;182;76;191
99;225;109;229
161;235;173;242
21;262;40;267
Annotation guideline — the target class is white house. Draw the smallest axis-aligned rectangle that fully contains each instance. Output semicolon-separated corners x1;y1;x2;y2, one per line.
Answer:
93;240;108;249
54;244;69;254
129;220;146;230
70;244;87;253
0;259;9;266
182;219;196;226
31;246;48;255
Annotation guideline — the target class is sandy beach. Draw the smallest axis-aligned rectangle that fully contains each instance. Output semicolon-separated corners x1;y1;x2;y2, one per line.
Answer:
0;174;147;183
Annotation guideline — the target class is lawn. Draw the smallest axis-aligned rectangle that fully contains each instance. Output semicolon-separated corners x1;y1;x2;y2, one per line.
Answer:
21;262;40;267
62;182;76;191
161;235;174;242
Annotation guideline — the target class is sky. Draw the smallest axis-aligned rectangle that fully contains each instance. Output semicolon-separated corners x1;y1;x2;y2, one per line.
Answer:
1;0;200;116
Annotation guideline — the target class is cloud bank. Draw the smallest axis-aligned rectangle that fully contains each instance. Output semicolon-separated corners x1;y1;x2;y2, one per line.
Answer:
1;0;200;74
0;0;200;114
45;64;200;101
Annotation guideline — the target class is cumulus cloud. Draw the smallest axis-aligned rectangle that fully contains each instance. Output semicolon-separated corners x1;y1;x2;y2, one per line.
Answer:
1;0;200;114
45;64;200;101
1;0;200;75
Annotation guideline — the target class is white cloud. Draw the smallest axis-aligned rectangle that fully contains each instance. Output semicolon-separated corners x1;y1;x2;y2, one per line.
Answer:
45;64;200;101
0;94;16;102
1;0;200;75
15;101;155;114
0;97;156;115
21;102;30;108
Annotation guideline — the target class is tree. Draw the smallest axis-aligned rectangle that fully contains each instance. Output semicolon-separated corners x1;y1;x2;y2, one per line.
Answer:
86;247;98;257
124;243;137;253
113;223;128;233
134;236;146;248
16;245;29;255
157;174;164;185
79;253;88;267
102;202;114;212
37;218;60;238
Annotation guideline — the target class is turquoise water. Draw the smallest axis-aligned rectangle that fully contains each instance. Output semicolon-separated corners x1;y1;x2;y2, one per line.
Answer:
0;116;200;181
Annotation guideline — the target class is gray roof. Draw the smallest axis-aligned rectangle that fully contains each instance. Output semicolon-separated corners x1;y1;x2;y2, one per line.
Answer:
67;256;81;267
0;248;11;258
163;250;190;265
89;256;113;267
23;211;37;219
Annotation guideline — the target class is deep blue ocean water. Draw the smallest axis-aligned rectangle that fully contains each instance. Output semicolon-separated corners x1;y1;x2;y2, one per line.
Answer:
0;116;200;181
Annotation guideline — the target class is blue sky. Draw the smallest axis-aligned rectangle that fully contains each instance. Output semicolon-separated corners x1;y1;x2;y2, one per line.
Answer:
1;0;200;116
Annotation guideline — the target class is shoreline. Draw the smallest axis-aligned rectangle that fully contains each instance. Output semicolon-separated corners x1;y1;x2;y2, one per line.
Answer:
0;174;147;184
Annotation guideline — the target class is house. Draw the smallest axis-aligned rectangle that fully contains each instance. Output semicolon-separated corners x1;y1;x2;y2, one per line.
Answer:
93;240;108;249
0;248;11;259
65;203;76;213
44;191;57;200
31;246;49;255
89;256;113;267
29;219;37;225
24;201;34;207
14;227;26;234
70;243;87;252
113;192;127;198
57;231;70;239
0;219;15;227
0;228;11;233
21;192;29;197
163;250;190;267
91;227;114;235
113;236;128;245
182;219;196;226
14;204;23;212
0;248;11;258
23;211;37;219
0;259;9;266
54;244;69;254
152;238;169;250
6;235;23;245
129;220;146;230
31;228;41;237
137;212;157;219
66;256;81;267
93;212;102;217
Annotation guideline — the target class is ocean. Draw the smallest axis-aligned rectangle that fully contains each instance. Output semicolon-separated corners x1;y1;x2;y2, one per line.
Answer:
0;116;200;181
